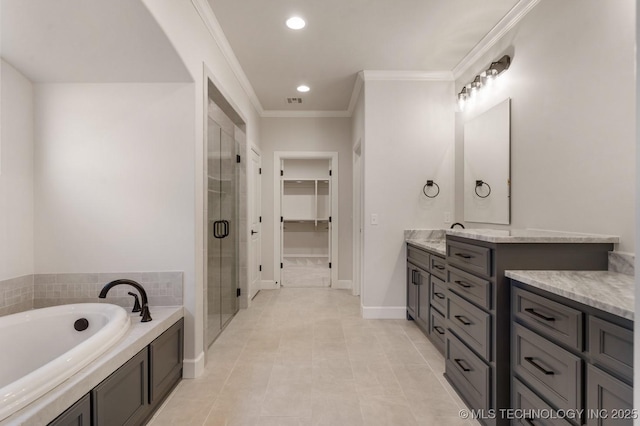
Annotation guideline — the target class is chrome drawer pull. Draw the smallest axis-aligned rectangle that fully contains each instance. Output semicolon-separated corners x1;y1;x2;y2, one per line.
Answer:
434;292;445;299
454;358;471;372
524;357;555;375
454;315;472;326
454;280;472;289
433;326;445;335
455;252;474;259
524;308;555;322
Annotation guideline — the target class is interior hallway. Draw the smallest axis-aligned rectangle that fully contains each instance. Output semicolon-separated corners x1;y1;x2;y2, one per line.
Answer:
149;288;477;426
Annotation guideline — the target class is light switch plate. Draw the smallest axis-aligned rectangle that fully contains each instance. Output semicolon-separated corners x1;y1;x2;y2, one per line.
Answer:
371;214;379;225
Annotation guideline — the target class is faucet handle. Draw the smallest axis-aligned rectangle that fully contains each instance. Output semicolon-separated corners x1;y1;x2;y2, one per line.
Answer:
127;291;142;313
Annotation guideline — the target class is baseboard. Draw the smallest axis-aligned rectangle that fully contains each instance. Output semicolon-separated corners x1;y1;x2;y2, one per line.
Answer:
260;280;278;289
361;306;406;319
333;280;352;290
182;350;205;378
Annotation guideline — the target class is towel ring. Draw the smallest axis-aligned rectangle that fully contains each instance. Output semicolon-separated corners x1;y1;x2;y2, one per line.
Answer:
423;180;440;198
475;180;491;198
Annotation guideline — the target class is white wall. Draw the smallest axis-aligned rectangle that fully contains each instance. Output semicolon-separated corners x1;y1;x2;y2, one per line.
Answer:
142;0;262;376
259;117;353;285
454;0;635;252
0;60;34;281
34;83;194;275
362;79;455;317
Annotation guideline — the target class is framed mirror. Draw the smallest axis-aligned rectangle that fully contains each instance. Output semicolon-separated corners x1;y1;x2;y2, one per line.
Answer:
463;98;510;224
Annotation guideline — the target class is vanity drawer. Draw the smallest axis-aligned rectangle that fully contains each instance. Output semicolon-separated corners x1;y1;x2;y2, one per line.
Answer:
588;316;633;381
513;323;582;412
448;266;491;310
447;240;491;277
429;306;446;354
407;245;430;270
447;291;491;361
430;275;447;314
512;378;573;426
445;333;490;413
430;255;447;280
513;287;583;351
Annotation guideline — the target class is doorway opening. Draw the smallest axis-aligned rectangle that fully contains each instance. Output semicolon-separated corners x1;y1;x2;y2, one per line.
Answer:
273;152;338;288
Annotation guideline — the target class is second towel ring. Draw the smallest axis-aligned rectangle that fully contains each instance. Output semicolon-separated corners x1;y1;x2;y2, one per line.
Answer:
423;180;440;198
475;180;491;198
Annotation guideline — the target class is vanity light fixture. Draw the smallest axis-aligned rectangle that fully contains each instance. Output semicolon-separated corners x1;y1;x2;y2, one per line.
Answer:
286;16;306;30
457;55;511;111
297;85;310;93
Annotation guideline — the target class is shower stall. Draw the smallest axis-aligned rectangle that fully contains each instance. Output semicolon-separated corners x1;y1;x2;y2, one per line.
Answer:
205;84;243;347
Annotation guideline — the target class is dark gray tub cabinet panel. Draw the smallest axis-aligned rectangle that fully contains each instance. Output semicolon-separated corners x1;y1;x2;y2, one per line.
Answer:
150;318;184;405
48;394;91;426
92;347;149;426
50;318;184;426
442;235;612;426
511;283;633;426
406;243;447;354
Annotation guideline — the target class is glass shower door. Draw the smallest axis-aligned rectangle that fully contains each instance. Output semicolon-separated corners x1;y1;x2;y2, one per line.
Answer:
206;116;239;347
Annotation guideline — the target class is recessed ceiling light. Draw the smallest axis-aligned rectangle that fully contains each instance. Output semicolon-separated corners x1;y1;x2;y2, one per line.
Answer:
297;85;310;93
286;17;306;30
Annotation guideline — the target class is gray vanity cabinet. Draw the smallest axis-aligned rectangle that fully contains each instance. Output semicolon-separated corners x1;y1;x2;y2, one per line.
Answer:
512;284;633;426
406;244;447;354
48;394;91;426
443;235;612;426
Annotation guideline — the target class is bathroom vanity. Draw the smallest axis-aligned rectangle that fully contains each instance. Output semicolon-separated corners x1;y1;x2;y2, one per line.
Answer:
406;229;620;426
508;270;633;426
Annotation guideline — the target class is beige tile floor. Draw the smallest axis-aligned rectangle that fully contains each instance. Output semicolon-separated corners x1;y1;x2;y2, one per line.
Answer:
148;288;478;426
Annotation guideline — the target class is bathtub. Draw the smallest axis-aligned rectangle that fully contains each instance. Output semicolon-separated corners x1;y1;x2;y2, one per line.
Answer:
0;303;130;420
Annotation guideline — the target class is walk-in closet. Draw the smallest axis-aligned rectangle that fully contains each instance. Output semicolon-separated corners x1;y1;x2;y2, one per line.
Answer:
280;159;332;287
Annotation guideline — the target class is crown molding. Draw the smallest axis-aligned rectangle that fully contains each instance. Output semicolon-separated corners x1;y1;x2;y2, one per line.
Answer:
360;70;454;81
452;0;541;80
191;0;264;115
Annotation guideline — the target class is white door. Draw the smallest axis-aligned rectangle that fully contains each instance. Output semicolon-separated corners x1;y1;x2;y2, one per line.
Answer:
249;148;262;299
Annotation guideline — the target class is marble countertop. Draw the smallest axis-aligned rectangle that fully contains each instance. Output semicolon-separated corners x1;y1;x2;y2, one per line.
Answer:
406;239;446;256
446;228;620;244
505;270;634;320
2;306;184;426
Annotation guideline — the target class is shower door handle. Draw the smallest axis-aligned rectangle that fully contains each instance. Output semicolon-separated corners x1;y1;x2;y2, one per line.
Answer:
222;220;230;238
213;220;224;239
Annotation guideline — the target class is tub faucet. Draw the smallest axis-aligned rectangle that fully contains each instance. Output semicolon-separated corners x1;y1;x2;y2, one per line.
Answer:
99;279;152;322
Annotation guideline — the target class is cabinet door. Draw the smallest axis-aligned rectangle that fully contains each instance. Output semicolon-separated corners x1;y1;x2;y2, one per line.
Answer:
92;347;149;426
416;269;430;328
150;319;184;405
586;365;633;426
48;394;91;426
407;264;418;319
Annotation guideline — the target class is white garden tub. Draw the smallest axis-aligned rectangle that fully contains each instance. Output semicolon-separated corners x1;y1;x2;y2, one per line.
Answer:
0;303;130;420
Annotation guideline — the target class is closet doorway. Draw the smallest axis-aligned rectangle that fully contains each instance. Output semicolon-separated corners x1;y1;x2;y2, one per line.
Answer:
274;152;338;288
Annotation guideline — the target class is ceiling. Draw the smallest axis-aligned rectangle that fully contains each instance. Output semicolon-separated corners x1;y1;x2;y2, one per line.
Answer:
1;0;191;83
207;0;521;114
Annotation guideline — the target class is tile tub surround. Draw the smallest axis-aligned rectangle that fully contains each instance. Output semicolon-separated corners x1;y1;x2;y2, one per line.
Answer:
608;251;635;275
404;229;446;256
505;270;634;320
446;228;620;244
0;275;34;316
33;271;183;309
1;306;184;425
0;272;183;316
